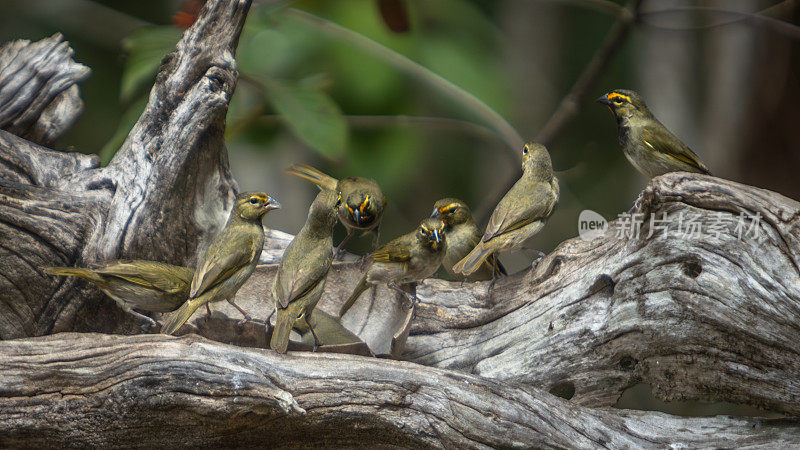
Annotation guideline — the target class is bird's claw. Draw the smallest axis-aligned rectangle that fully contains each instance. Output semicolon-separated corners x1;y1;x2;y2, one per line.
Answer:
334;247;345;261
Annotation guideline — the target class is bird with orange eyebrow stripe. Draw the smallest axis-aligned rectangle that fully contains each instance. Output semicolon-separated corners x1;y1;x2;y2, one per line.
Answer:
597;89;712;178
430;198;505;282
285;163;387;257
161;192;281;335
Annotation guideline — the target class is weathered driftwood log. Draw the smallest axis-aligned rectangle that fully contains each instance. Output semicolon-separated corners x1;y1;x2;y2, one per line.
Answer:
1;332;799;449
0;33;89;146
0;0;249;338
404;174;800;416
2;0;800;446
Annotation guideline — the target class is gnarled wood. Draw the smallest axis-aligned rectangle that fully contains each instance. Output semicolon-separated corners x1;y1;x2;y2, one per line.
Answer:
0;33;89;146
0;0;250;338
1;333;798;449
1;0;800;446
404;173;800;415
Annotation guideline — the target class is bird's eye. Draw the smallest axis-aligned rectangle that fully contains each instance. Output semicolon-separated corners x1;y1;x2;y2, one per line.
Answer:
522;146;528;155
297;312;305;320
249;197;259;204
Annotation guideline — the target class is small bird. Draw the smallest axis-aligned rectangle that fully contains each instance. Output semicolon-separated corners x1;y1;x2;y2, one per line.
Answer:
430;198;505;281
597;89;711;178
453;142;559;278
339;217;446;317
161;192;280;335
270;189;340;353
44;260;193;326
285;163;387;255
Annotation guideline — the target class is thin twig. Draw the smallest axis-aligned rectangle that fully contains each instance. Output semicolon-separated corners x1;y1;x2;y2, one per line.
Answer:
282;8;525;161
531;0;624;17
535;0;643;147
475;0;643;222
233;75;512;162
640;3;800;40
231;113;501;144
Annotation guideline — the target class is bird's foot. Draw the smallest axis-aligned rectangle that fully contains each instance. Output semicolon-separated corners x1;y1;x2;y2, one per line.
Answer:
309;326;322;352
130;310;158;332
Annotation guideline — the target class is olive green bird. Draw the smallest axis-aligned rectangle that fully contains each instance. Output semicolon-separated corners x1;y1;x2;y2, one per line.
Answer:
430;198;506;282
270;189;340;353
160;192;281;335
339;217;446;317
44;260;193;326
597;89;711;178
453;142;559;278
285;163;387;255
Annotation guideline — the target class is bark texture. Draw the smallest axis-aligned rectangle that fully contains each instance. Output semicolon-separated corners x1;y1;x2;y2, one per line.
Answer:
1;0;799;447
0;0;249;338
2;333;799;449
406;174;800;416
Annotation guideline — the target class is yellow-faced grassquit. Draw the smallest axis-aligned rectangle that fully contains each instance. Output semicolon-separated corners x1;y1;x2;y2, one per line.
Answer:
453;142;558;278
160;192;280;335
339;217;446;317
430;198;505;281
285;163;387;255
597;89;712;177
270;189;340;353
45;260;193;326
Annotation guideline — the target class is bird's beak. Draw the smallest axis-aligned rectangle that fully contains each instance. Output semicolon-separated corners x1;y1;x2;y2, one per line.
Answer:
432;228;441;244
266;197;281;211
352;208;363;226
596;94;611;106
430;207;441;218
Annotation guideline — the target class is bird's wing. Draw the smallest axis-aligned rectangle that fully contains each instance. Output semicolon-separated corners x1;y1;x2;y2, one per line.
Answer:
483;179;556;242
190;236;255;298
100;261;192;294
641;125;711;174
274;242;332;309
370;234;412;263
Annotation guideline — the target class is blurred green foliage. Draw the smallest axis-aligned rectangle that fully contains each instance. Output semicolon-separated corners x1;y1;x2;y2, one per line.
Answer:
0;0;639;258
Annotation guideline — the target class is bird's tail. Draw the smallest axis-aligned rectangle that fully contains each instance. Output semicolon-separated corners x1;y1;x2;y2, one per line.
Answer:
270;309;294;354
453;242;493;276
338;274;371;317
44;266;104;284
284;163;338;191
160;297;204;335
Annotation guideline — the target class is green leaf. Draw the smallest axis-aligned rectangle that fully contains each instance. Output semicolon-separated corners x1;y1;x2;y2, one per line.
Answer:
263;78;347;159
120;26;182;102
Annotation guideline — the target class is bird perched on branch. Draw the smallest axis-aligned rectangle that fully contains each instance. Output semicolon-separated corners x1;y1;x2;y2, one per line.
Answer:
270;189;340;353
44;260;193;326
161;192;281;335
453;142;558;279
597;89;711;178
285;163;387;256
339;217;446;317
430;198;505;281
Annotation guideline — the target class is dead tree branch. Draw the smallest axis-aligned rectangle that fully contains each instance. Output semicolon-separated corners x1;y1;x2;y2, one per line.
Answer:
1;333;798;449
1;1;799;447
